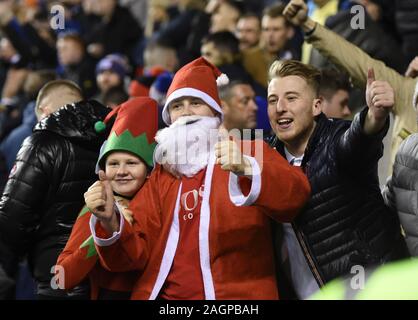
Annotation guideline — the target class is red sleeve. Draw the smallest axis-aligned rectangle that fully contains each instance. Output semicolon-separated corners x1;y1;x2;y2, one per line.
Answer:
248;141;311;222
56;206;98;290
95;166;163;272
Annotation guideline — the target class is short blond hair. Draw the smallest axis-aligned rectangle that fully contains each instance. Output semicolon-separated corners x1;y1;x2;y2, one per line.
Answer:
35;80;83;118
269;60;322;96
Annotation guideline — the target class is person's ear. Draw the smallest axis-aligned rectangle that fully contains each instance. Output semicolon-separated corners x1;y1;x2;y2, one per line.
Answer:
312;97;322;116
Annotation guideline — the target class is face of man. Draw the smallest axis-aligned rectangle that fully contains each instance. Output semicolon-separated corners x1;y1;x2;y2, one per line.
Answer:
57;38;84;66
321;89;351;119
222;84;257;130
210;2;240;33
201;42;224;67
267;75;321;150
168;96;216;123
96;70;122;93
235;16;261;50
261;16;291;55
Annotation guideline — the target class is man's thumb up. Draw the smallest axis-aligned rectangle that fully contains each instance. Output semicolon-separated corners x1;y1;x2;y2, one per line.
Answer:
367;67;375;87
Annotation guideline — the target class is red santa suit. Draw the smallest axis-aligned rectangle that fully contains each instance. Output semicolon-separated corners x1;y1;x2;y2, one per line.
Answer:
90;141;310;299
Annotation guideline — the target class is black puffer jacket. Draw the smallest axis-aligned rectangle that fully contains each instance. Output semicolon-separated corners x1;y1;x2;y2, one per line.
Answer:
0;100;109;299
269;108;408;288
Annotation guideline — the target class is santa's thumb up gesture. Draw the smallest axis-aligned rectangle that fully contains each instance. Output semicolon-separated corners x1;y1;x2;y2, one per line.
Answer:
214;127;253;177
364;67;394;134
84;171;119;233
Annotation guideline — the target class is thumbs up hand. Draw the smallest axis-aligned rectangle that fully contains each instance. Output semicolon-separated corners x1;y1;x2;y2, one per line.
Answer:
214;128;253;177
364;67;394;134
84;170;119;233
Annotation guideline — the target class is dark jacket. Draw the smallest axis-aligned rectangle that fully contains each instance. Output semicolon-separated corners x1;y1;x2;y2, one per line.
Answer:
0;100;109;299
268;108;408;290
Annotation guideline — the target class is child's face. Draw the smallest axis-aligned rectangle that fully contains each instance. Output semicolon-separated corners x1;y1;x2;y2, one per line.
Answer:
105;152;148;197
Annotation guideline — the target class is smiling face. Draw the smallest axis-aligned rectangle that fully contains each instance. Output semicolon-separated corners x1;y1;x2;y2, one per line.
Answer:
267;75;321;154
105;152;148;197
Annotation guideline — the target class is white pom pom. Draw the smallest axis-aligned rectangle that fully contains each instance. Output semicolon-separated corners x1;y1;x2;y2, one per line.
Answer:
216;73;229;86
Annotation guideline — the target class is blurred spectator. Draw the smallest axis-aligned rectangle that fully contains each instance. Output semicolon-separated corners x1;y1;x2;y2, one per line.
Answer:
302;0;340;63
129;41;177;98
218;80;258;132
56;33;97;98
235;13;262;51
201;31;265;96
94;54;129;104
144;0;171;38
303;0;407;73
119;0;148;29
153;0;208;64
0;70;56;191
319;69;352;119
261;2;297;61
0;80;110;299
209;0;244;33
0;1;57;70
102;85;129;109
148;71;174;129
241;2;297;89
82;0;143;62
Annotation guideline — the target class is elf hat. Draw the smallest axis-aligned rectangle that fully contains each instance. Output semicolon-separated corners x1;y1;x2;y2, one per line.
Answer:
95;97;158;170
161;57;229;125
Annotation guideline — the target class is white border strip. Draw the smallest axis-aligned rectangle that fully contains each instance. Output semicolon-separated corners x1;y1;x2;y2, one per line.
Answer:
228;155;262;206
199;152;216;300
149;184;182;300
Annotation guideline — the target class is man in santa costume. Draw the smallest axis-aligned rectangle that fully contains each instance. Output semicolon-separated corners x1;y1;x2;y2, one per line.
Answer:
86;57;310;300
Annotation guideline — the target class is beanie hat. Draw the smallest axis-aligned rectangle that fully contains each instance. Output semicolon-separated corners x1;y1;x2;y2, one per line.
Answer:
161;57;229;125
95;97;158;170
96;54;129;80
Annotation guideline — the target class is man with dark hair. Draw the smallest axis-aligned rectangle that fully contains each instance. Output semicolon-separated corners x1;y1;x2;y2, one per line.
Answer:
56;33;97;98
319;69;352;119
261;2;297;62
219;80;258;132
235;13;261;50
267;59;408;299
0;80;110;299
201;31;259;86
209;0;244;33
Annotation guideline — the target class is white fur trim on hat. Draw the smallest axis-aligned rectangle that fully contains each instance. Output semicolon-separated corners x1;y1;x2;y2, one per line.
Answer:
413;80;418;110
162;87;223;125
216;73;229;86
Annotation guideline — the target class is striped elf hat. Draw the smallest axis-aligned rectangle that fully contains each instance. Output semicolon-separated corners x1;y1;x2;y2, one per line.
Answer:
95;97;158;169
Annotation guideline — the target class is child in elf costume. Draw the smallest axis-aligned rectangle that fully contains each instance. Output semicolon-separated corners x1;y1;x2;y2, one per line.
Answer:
56;97;158;299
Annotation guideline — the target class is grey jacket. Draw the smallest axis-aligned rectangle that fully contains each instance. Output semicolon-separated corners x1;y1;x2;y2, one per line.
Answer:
383;133;418;256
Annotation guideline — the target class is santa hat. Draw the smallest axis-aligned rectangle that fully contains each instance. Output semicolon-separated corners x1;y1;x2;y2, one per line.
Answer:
161;57;229;125
94;97;158;170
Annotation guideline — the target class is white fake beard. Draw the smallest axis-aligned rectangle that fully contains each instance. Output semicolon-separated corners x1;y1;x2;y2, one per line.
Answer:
154;115;221;177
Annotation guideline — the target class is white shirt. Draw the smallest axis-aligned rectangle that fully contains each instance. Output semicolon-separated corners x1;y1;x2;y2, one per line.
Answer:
282;148;320;299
